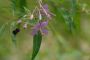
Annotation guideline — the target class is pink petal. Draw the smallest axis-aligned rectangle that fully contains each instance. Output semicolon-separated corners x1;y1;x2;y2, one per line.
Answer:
42;29;48;35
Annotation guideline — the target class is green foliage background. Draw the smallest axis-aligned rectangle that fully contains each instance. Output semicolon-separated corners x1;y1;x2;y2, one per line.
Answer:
0;0;90;60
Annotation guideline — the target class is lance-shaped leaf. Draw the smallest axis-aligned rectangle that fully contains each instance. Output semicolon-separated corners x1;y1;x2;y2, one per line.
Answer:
31;31;42;60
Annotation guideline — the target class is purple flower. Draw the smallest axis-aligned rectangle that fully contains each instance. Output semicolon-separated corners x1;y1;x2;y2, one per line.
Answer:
41;4;54;19
42;29;48;35
43;4;49;12
32;21;48;35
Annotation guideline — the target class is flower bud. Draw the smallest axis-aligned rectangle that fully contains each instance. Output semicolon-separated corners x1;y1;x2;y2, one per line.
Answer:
30;14;34;20
23;23;28;29
17;19;22;24
39;13;42;20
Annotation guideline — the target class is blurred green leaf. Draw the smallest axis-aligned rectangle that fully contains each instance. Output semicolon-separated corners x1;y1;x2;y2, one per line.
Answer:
11;33;17;45
10;21;18;45
58;8;75;32
31;31;42;60
0;23;8;38
11;0;27;17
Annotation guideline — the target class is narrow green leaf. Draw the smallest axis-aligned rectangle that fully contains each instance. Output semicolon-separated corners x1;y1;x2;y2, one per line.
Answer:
58;8;75;32
0;23;8;37
11;33;17;45
11;0;27;17
10;22;18;45
31;31;42;60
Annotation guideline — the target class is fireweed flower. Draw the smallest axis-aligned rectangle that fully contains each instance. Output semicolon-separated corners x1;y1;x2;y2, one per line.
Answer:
40;4;54;19
13;3;54;36
43;4;49;12
31;4;54;35
32;21;48;35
